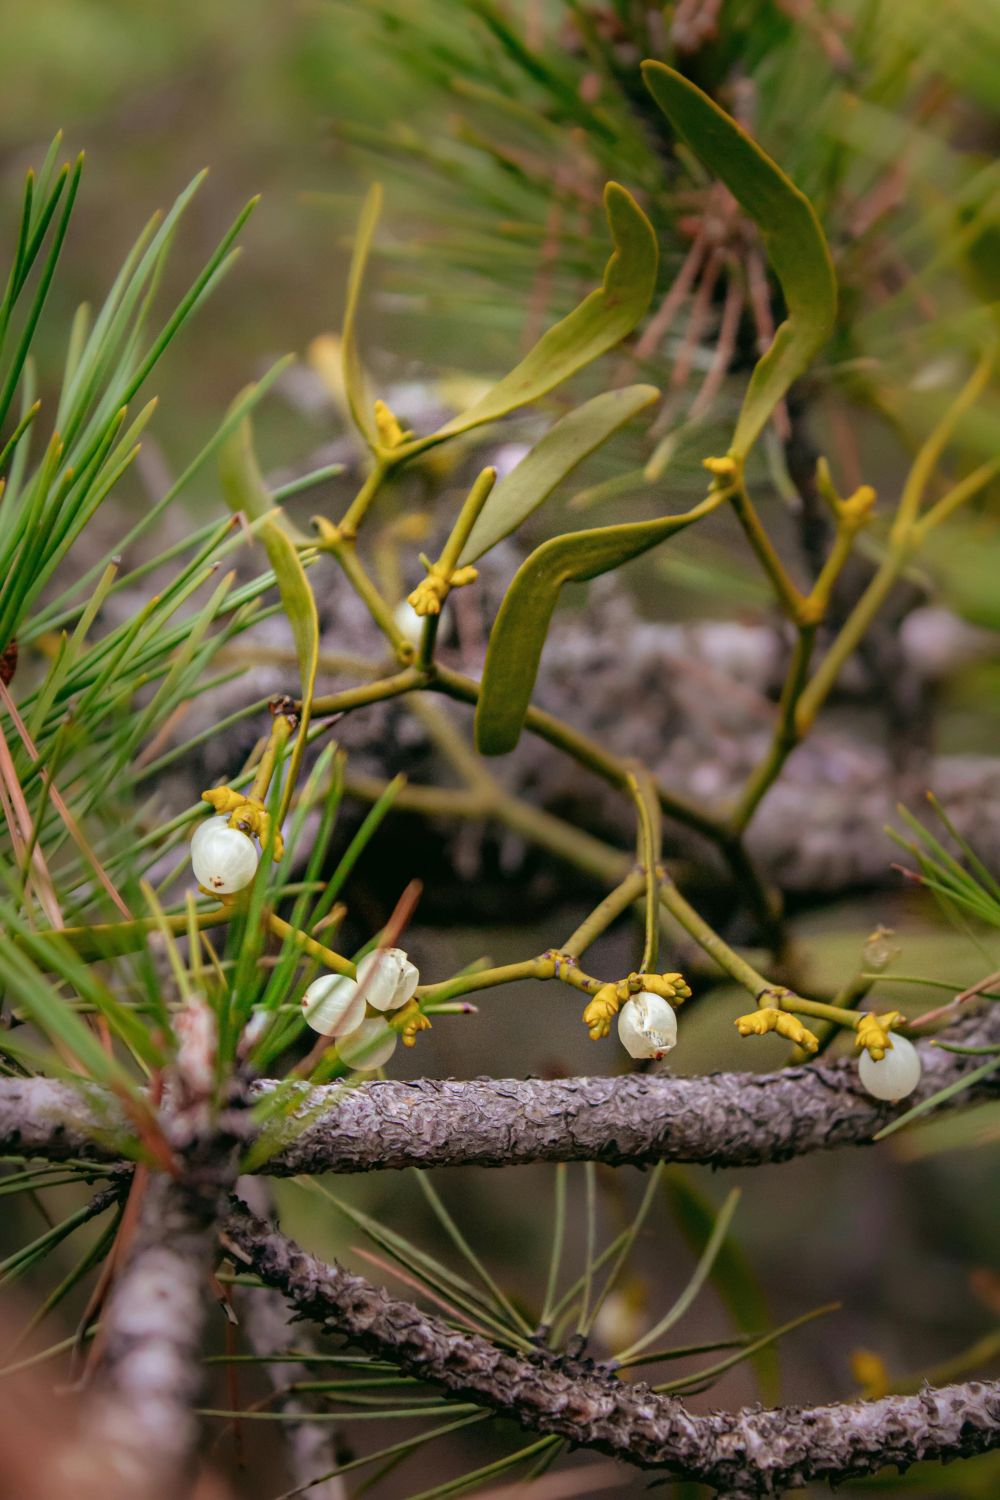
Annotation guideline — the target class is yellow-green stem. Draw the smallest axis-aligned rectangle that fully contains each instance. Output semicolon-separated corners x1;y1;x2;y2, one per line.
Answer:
728;471;809;623
250;714;293;804
345;772;485;821
438;467;496;575
494;792;628;885
338;459;390;538
731;625;816;833
416;957;549;1005
790;966;875;1062
562;870;647;958
913;457;1000;539
778;994;863;1029
311;666;425;717
432;663;729;845
891;344;995;540
658;878;772;999
327;539;412;660
795;552;902;733
23;906;233;965
310;656;778;945
627;769;661;973
417;613;440;670
264;911;355;978
809;528;855;615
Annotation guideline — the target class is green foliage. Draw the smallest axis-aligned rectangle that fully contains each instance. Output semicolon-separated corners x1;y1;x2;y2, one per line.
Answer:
351;181;661;470
341;181;384;450
321;0;1000;534
474;489;723;755
417;185;657;448
459;383;659;564
663;1168;779;1402
642;62;837;459
219;408;320;817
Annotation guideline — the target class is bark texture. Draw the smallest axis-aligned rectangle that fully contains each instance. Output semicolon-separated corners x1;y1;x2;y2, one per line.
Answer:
89;1169;219;1496
0;1075;127;1162
2;1009;997;1177
88;1079;248;1499
237;1177;347;1500
224;1200;1000;1495
253;1011;999;1176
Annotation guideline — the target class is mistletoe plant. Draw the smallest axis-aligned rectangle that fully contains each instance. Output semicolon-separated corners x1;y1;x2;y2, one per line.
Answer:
0;64;998;1500
325;0;1000;503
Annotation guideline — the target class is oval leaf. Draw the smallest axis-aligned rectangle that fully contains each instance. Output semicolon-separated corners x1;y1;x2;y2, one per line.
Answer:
416;183;658;453
475;492;723;755
459;384;659;565
220;409;319;817
642;62;836;459
342;183;383;450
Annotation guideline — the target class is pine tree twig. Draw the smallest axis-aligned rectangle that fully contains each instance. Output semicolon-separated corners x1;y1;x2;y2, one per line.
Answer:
248;1005;999;1176
222;1200;1000;1495
86;1075;250;1499
2;1009;996;1177
236;1177;346;1500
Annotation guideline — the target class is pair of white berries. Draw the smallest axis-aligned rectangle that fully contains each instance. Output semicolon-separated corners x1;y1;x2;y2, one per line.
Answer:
617;991;922;1104
191;814;260;894
301;947;420;1070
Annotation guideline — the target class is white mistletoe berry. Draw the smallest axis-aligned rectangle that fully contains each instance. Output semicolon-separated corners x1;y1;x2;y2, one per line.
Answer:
357;947;420;1011
338;1016;398;1071
617;991;678;1060
191;815;259;894
190;814;227;860
858;1032;922;1102
301;974;368;1037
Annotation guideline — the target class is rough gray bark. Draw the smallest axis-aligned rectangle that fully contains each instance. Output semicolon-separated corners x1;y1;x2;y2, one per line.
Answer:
253;1020;1000;1176
88;1068;248;1499
89;1169;219;1497
237;1177;347;1500
0;1076;127;1163
2;1008;997;1176
223;1200;1000;1496
251;1005;999;1175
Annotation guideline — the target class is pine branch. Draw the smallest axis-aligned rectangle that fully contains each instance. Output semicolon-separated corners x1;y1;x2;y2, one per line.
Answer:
237;1177;347;1500
87;1078;248;1499
2;1008;996;1175
222;1198;1000;1495
250;1006;999;1175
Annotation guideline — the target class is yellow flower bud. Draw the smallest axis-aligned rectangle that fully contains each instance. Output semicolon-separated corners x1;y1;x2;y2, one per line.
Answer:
200;788;283;859
634;971;691;1004
582;983;622;1041
392;999;431;1048
734;1006;819;1053
374;398;410;449
855;1010;904;1061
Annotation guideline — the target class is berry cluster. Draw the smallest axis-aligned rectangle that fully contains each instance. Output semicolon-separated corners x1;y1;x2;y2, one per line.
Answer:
301;947;420;1070
189;810;923;1099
